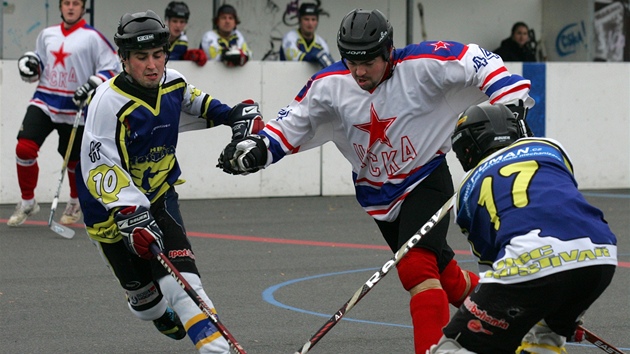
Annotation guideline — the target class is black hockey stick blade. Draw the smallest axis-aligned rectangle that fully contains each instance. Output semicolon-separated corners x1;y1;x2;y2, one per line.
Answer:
150;243;247;354
50;220;75;239
293;193;457;354
579;325;626;354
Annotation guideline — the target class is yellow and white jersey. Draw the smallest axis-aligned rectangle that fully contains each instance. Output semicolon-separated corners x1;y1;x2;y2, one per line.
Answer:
77;68;231;242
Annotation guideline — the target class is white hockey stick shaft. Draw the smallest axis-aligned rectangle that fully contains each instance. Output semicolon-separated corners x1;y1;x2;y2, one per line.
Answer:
48;105;83;238
294;193;457;354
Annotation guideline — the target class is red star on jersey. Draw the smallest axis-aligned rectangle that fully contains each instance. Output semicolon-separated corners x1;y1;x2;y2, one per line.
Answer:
51;43;71;69
353;103;396;149
430;41;452;52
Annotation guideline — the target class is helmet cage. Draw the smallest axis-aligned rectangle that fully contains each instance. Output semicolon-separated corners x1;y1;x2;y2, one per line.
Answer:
115;10;170;59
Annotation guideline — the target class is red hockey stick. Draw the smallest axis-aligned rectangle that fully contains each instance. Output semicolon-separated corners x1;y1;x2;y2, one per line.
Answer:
578;325;626;354
150;244;247;354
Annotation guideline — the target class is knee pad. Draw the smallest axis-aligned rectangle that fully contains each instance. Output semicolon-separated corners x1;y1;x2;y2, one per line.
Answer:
440;259;479;307
15;138;39;163
397;247;440;291
126;281;167;321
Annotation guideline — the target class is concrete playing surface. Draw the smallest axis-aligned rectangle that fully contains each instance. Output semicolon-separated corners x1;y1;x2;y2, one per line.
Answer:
1;190;628;353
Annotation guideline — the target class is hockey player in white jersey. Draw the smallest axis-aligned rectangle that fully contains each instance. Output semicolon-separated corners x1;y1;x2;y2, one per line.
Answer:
10;0;119;227
76;10;263;353
219;8;535;353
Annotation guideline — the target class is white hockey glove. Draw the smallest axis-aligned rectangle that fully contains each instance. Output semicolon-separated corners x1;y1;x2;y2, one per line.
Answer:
217;135;270;175
18;51;41;83
316;50;334;68
115;205;165;259
227;100;265;141
73;75;104;107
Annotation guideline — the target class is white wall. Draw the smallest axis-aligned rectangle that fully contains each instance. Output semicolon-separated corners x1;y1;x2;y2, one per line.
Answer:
1;59;629;205
3;0;543;60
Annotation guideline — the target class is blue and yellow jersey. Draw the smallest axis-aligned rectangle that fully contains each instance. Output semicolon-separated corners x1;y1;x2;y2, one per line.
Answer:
279;29;331;62
456;138;617;284
168;33;190;60
199;29;250;61
77;68;231;243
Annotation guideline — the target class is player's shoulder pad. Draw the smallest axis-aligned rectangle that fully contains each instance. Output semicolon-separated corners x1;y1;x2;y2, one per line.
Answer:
396;41;468;62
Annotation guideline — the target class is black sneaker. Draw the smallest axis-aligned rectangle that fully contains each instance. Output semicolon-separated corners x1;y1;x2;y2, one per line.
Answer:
153;307;187;340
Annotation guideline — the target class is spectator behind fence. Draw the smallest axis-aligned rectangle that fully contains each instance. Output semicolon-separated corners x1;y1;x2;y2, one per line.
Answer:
279;2;334;68
200;4;251;67
164;1;207;66
493;22;537;62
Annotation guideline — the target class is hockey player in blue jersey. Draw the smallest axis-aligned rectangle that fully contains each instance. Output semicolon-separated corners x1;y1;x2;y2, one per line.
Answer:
164;1;207;66
279;2;333;68
429;104;617;353
76;10;263;353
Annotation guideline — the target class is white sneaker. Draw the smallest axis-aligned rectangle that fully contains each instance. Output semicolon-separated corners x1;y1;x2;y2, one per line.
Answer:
7;200;40;227
60;202;82;225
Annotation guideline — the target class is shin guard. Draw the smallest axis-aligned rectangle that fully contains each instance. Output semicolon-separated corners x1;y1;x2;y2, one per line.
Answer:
440;259;479;308
159;272;230;353
410;288;450;353
67;160;79;198
15;138;40;200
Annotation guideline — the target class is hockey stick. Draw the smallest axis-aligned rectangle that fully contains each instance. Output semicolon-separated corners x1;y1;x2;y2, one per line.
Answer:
48;104;84;239
578;325;626;354
149;243;247;354
294;193;457;354
417;2;428;41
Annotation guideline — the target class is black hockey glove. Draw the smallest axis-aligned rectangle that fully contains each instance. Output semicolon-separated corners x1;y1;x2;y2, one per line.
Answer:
227;100;265;141
217;135;269;175
221;46;249;67
115;205;165;260
18;51;41;83
73;75;104;107
506;99;534;137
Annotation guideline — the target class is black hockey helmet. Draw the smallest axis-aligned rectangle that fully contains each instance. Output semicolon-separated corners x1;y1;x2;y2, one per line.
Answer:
451;104;525;171
165;1;190;21
214;4;241;26
337;9;394;62
115;10;170;59
298;3;319;18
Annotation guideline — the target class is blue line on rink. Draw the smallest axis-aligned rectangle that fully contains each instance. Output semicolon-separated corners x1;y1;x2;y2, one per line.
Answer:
262;266;630;351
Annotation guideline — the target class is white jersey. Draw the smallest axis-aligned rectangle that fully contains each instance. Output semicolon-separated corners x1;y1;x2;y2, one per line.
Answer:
29;19;120;125
279;29;331;62
262;41;534;222
199;29;251;61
